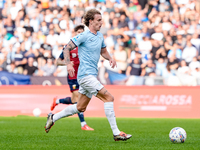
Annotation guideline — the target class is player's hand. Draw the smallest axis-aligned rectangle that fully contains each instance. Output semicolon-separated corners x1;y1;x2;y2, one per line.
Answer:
109;58;117;68
70;61;74;66
67;63;75;77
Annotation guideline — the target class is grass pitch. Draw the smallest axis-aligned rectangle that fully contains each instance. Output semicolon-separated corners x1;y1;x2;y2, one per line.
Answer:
0;116;199;150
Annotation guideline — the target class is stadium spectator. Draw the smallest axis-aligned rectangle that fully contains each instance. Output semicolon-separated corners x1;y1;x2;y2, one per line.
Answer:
126;54;145;76
175;34;186;50
6;61;18;74
38;58;56;76
191;67;200;79
182;41;198;64
23;57;38;75
23;17;34;34
164;36;173;54
53;65;68;77
14;43;28;74
155;57;167;76
162;63;176;84
177;60;190;75
167;43;182;60
191;33;200;58
118;13;128;29
110;17;120;43
127;12;137;30
103;32;115;54
98;59;109;85
128;37;138;59
150;39;161;62
114;44;128;74
138;36;152;61
0;0;200;85
4;17;15;36
189;57;200;71
168;54;179;72
46;29;58;46
0;47;7;71
144;59;156;76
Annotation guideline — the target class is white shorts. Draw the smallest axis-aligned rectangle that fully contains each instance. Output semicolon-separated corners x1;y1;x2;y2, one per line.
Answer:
78;75;104;98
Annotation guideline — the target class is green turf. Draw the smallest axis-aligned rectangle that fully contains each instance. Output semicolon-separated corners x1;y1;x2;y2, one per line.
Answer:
0;116;199;150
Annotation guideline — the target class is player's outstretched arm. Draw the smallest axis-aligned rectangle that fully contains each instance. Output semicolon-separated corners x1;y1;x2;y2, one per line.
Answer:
63;40;77;77
56;58;66;66
101;47;117;68
63;41;76;64
56;59;74;66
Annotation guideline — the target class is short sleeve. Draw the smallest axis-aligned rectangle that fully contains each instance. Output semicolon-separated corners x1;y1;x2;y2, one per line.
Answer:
71;32;86;47
129;61;133;67
59;51;64;60
101;36;106;49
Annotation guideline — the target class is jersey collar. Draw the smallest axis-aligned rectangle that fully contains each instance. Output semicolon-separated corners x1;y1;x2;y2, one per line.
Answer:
89;30;98;36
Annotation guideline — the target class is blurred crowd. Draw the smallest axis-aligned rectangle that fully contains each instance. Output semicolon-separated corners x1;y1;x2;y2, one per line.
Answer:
0;0;200;85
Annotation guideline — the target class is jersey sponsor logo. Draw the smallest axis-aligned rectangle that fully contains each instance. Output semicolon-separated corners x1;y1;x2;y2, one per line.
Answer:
72;53;77;58
73;35;80;42
72;84;76;89
73;37;77;41
89;38;94;42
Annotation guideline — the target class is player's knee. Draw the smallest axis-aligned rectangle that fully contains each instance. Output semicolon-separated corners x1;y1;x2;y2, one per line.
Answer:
77;105;86;112
107;95;114;102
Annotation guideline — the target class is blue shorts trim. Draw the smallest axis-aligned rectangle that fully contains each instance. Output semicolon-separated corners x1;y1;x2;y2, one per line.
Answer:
67;77;79;93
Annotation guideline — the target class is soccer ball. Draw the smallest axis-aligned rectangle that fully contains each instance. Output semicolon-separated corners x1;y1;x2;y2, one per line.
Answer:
169;127;187;143
33;108;41;117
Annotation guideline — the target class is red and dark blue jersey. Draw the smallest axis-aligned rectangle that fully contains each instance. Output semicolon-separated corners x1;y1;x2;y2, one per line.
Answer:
59;46;79;80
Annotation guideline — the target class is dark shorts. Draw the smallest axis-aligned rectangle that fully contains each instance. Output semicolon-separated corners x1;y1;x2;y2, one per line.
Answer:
67;77;79;93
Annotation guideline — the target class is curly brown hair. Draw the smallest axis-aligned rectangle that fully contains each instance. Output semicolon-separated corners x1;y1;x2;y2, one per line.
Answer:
74;24;85;32
83;9;101;27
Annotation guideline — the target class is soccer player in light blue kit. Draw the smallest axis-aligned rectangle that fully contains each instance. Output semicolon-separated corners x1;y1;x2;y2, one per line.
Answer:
45;9;132;141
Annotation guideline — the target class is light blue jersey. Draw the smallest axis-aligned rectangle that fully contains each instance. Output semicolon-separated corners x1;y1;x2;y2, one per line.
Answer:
71;30;106;79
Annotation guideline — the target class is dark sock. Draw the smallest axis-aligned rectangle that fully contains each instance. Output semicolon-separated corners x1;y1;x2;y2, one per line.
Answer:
78;112;85;123
59;97;72;104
